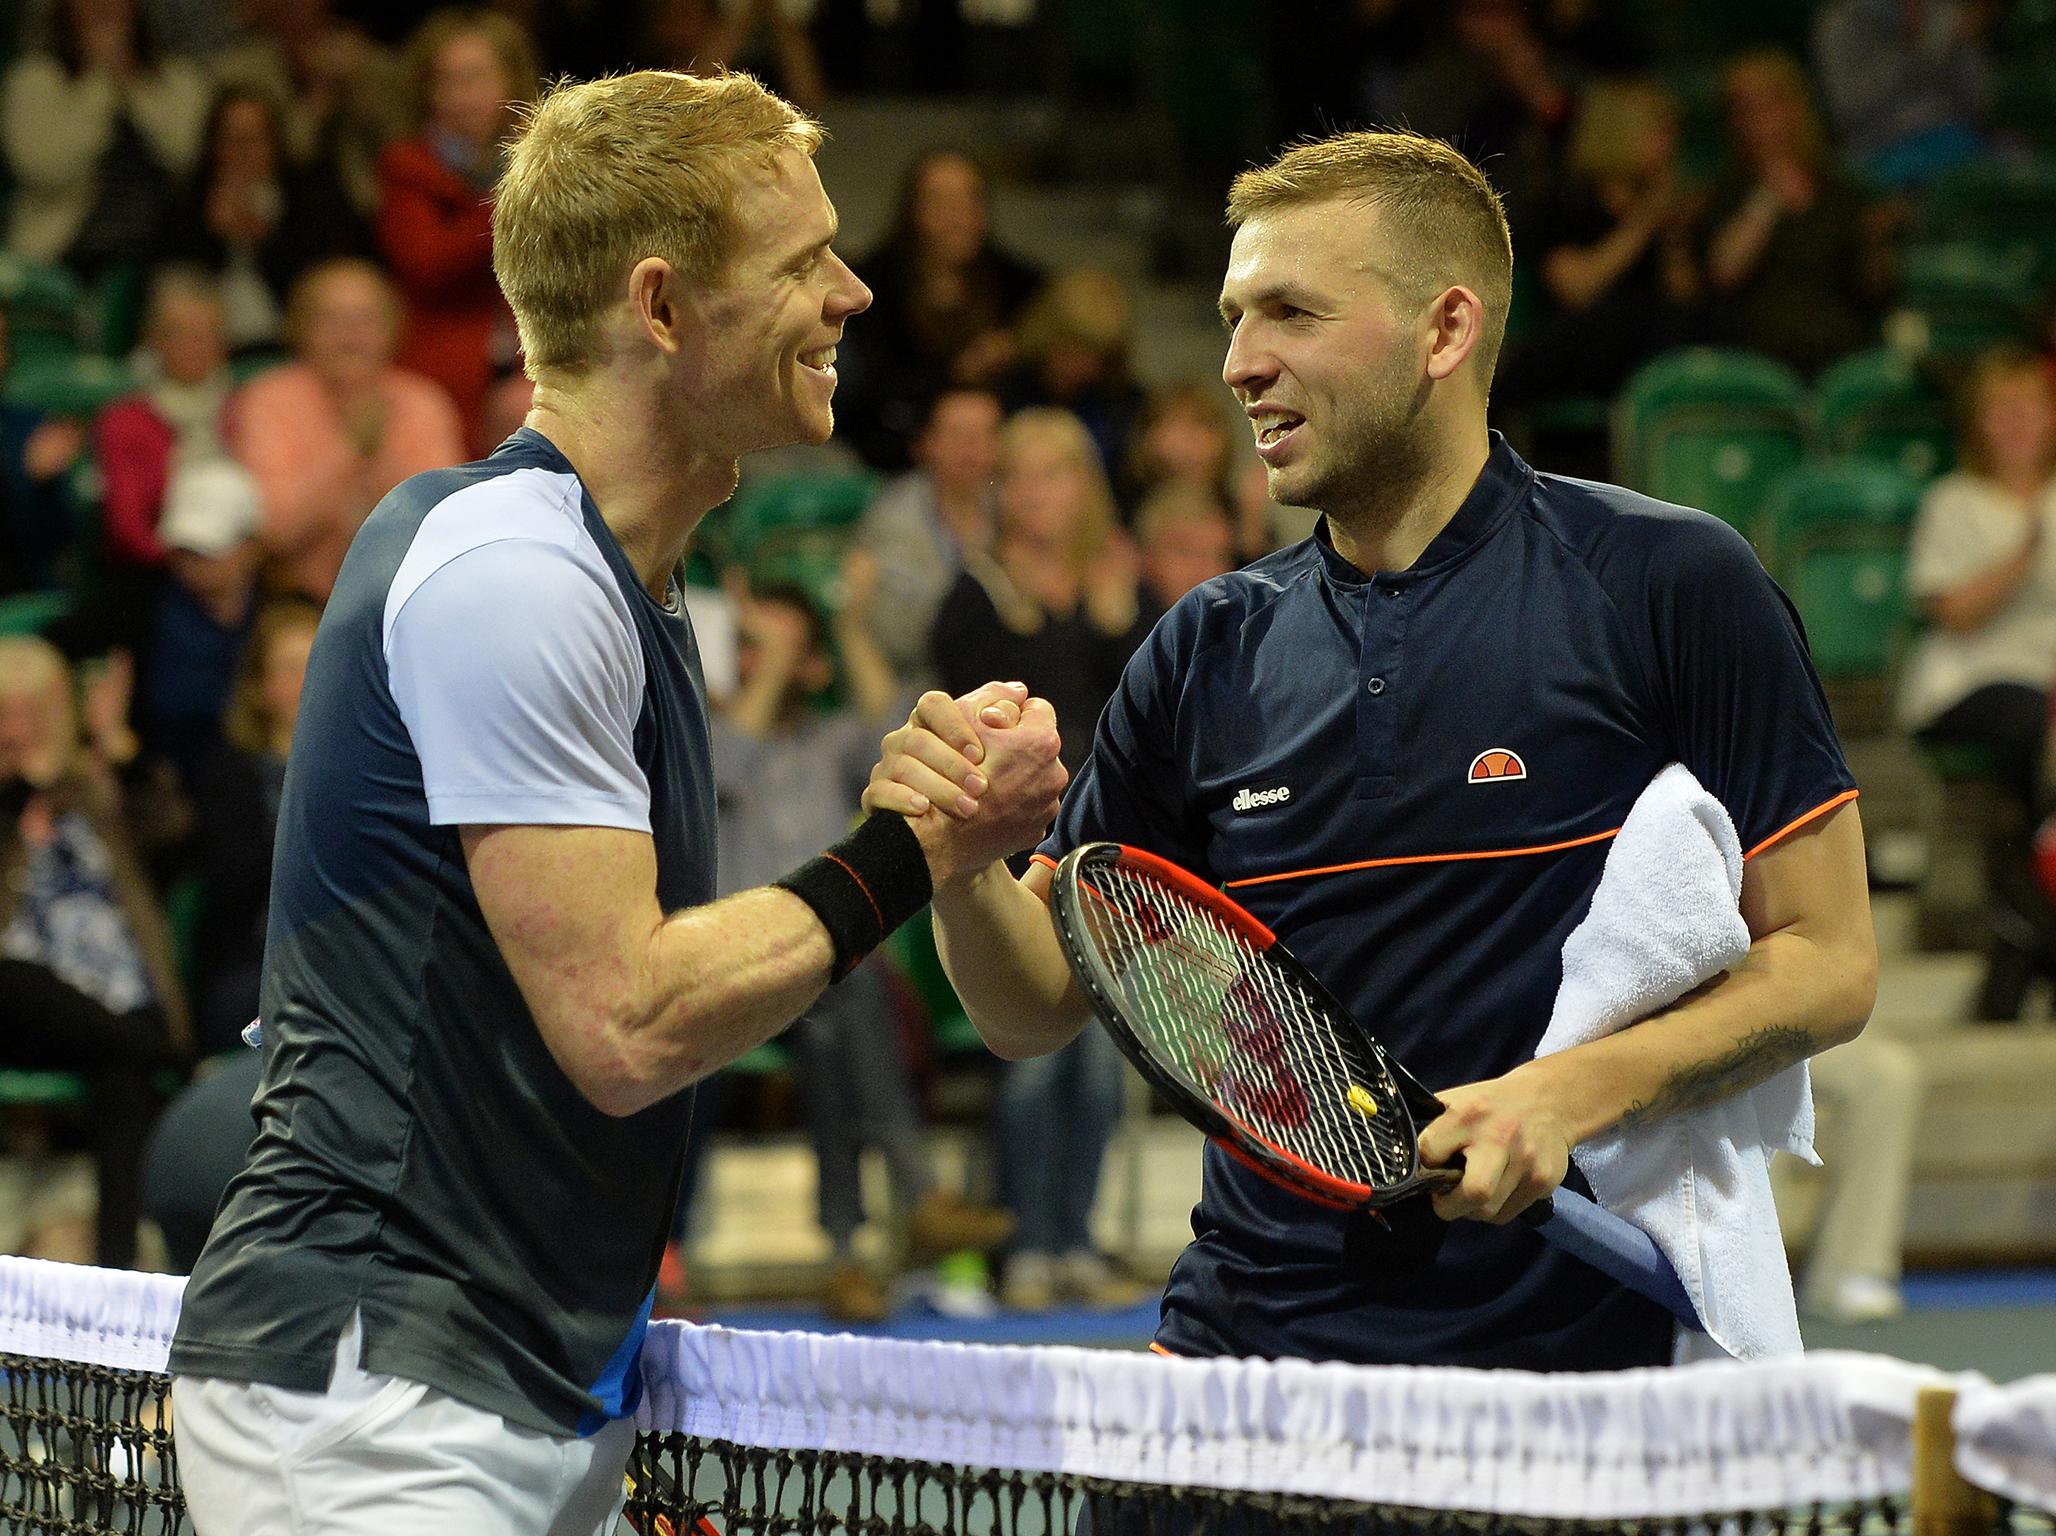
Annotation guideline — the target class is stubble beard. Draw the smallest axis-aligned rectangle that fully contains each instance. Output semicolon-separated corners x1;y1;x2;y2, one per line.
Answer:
1271;360;1433;527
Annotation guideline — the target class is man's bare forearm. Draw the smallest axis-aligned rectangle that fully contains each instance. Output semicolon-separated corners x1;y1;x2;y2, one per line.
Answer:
931;861;1089;1059
1521;924;1874;1147
1613;1022;1815;1132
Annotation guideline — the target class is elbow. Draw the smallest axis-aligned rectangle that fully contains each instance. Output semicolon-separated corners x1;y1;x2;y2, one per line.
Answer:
555;1011;698;1119
1821;937;1880;1052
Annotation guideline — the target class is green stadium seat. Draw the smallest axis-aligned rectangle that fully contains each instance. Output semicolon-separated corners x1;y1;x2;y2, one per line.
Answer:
1;354;137;418
1918;160;2056;285
727;1041;791;1077
718;470;876;579
1613;348;1807;545
0;589;69;637
1759;460;1921;685
0;1072;89;1108
0;254;83;372
1810;348;1954;482
1896;242;2042;359
884;907;981;1057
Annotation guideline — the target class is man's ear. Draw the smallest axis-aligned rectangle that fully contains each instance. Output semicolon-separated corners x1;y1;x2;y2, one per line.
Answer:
629;257;687;356
1422;284;1484;384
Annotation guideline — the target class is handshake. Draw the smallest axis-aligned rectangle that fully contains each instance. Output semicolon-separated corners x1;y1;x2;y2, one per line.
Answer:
862;681;1069;888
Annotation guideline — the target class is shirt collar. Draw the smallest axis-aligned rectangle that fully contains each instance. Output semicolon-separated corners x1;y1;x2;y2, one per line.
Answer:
1310;431;1533;587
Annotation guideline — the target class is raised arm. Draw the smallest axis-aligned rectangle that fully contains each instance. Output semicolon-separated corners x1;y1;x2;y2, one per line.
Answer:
467;696;1062;1117
863;689;1090;1058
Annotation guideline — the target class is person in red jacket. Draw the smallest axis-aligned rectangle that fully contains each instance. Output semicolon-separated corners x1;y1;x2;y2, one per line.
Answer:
93;268;236;648
374;8;537;455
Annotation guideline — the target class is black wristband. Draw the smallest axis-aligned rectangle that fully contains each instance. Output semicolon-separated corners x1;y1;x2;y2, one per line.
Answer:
774;813;934;982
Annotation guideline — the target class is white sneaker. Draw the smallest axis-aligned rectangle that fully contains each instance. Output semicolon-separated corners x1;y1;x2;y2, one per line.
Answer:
1002;1251;1057;1311
1807;1274;1905;1324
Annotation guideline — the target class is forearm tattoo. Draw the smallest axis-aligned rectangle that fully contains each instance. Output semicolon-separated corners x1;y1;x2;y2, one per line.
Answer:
1615;1025;1816;1131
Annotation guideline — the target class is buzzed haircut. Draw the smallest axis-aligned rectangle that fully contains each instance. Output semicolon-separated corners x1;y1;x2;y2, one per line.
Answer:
492;69;824;377
1226;130;1515;388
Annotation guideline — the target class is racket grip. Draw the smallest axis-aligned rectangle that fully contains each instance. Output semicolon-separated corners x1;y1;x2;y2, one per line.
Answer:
1527;1188;1704;1332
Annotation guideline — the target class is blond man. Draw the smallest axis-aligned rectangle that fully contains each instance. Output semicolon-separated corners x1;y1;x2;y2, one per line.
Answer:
167;70;1065;1536
867;129;1876;1372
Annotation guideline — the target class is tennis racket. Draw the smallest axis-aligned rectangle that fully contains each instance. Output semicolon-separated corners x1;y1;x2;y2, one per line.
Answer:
1048;841;1702;1331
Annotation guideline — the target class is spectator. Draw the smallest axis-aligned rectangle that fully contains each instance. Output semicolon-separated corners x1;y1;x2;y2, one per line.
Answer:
1001;267;1146;484
855;387;1002;689
0;307;87;592
1497;79;1700;424
713;557;1013;1323
167;86;371;356
643;0;827;114
838;149;1043;470
140;457;266;777
1394;0;1576;239
210;0;407;217
183;597;318;1056
0;634;190;1267
94;267;236;636
0;0;208;274
1898;347;2056;1017
1123;379;1276;561
1799;1030;1925;1323
927;407;1149;1312
1698;49;1890;378
230;257;465;601
1133;482;1235;624
1813;0;1994;189
375;7;536;454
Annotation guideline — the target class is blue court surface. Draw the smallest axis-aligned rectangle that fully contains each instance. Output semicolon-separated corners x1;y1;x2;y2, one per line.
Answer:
705;1269;2056;1380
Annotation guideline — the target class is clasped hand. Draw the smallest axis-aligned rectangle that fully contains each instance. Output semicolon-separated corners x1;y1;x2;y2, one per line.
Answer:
864;682;1068;885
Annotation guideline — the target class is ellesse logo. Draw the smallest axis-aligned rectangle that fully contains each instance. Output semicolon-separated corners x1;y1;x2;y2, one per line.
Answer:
1232;782;1292;814
1467;748;1527;784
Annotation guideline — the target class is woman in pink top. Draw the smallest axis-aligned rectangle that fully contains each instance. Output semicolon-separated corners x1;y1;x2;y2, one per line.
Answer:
231;257;465;601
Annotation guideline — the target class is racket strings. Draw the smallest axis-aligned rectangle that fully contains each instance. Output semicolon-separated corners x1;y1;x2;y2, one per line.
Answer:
1084;865;1412;1188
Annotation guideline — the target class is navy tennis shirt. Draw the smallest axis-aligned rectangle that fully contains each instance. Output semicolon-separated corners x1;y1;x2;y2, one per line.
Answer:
170;429;716;1435
1038;434;1855;1371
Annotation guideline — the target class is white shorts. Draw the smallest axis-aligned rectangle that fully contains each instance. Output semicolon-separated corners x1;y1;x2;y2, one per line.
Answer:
170;1315;634;1536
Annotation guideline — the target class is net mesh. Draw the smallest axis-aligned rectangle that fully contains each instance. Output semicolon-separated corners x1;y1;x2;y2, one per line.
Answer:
0;1257;2052;1534
1070;856;1413;1188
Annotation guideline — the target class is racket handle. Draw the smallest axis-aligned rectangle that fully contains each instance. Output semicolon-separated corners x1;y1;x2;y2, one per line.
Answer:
1525;1188;1704;1332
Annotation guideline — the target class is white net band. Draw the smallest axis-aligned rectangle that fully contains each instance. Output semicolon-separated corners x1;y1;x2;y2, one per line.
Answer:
1;1255;2048;1518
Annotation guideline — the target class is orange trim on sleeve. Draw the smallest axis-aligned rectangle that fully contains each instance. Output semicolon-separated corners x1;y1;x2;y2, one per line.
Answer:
1147;1342;1179;1358
1742;789;1860;862
1029;852;1059;873
1223;826;1621;890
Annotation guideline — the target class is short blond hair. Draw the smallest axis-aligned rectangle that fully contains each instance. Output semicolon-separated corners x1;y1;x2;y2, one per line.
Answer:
493;70;825;376
1227;129;1515;386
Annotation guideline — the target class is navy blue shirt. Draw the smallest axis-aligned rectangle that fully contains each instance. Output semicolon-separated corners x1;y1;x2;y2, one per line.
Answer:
171;430;717;1435
1040;435;1854;1370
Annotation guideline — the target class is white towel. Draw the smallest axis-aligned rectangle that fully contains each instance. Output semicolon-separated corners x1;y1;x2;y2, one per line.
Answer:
1534;763;1817;1361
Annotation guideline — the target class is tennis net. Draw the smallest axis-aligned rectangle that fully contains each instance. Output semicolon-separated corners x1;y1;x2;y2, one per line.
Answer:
1;1255;2053;1534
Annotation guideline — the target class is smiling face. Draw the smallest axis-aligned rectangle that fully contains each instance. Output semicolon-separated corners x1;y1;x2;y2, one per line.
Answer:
684;149;871;456
1218;197;1433;517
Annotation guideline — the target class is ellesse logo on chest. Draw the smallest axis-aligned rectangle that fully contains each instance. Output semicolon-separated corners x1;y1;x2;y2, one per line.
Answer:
1232;782;1292;814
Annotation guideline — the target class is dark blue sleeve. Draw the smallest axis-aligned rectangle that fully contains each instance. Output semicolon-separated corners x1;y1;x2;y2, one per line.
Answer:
1640;516;1856;854
1036;604;1212;874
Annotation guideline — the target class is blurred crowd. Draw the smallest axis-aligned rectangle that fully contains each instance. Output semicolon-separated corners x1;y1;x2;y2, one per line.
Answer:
0;0;2054;1323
